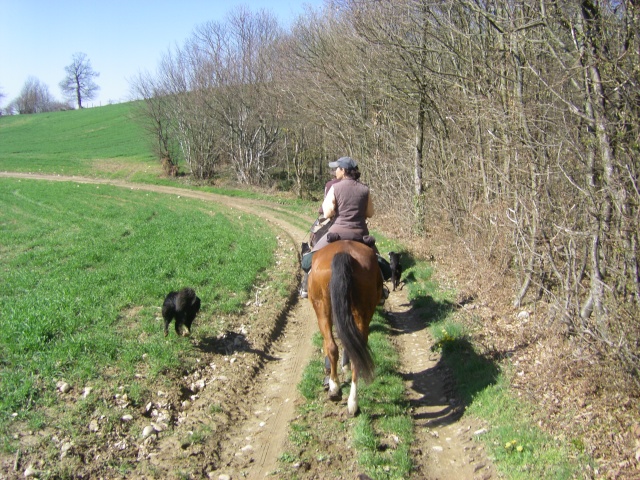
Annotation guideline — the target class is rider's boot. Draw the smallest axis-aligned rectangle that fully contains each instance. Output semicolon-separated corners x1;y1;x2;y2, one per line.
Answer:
300;271;309;298
379;284;389;305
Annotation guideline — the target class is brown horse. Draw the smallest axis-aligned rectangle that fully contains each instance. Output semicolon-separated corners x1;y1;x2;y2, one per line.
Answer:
308;240;383;415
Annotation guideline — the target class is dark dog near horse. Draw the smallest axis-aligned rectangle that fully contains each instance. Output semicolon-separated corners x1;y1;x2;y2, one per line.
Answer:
162;287;201;337
389;251;403;291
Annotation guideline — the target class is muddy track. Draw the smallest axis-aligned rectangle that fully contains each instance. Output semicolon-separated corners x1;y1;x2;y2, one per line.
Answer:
1;172;496;479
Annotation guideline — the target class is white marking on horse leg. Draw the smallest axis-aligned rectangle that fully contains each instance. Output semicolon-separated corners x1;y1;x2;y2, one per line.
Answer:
328;378;340;398
347;381;358;416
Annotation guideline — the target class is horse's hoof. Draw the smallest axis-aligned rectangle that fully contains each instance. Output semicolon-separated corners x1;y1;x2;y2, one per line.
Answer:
328;388;342;401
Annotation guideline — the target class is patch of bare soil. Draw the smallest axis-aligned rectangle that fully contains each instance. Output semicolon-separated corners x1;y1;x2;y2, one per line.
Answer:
1;173;499;480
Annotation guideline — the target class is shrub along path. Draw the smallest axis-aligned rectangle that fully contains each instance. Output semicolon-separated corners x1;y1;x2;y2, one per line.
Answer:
0;172;495;479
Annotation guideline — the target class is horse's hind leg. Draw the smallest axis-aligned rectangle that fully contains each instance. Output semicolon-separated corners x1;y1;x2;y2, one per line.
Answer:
341;351;350;375
318;320;341;400
347;369;358;416
324;335;341;400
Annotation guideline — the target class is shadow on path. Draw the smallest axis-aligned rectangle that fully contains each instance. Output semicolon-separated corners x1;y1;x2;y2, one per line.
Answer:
385;268;500;428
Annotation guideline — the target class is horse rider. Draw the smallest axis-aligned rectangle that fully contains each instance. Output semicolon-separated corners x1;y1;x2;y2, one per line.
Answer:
300;156;391;300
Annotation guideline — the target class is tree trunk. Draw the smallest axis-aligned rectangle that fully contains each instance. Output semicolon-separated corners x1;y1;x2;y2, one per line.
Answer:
413;93;426;233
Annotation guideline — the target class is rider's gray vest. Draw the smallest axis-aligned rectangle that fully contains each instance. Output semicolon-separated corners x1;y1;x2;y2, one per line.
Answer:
330;179;370;235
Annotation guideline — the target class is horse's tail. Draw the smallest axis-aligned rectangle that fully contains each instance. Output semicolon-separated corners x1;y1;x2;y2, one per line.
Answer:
330;252;375;383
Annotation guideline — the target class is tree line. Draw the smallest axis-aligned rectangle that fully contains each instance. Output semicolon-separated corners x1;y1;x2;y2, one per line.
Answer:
2;52;100;114
133;0;638;387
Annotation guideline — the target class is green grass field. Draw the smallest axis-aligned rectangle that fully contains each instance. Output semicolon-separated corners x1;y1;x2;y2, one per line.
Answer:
0;178;276;437
0;103;155;177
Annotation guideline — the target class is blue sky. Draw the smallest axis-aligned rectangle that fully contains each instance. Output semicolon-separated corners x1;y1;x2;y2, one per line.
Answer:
0;1;324;108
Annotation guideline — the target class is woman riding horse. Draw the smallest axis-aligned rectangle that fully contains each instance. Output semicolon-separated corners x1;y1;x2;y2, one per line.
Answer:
300;156;391;298
301;156;390;415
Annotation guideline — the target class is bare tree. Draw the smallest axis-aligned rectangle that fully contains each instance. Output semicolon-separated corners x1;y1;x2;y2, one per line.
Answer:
137;7;283;184
201;7;283;184
133;41;222;179
130;70;182;175
60;52;100;108
284;6;415;203
9;77;63;114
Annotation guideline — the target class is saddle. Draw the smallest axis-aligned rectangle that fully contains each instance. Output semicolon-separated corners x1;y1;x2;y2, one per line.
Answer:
301;232;377;274
327;234;391;281
326;232;376;248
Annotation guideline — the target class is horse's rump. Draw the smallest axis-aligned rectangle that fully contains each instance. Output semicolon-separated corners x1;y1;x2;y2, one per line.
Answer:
329;251;375;383
309;241;382;382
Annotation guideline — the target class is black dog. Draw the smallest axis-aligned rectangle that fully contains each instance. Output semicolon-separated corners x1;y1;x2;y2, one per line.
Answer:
162;287;201;337
389;252;403;291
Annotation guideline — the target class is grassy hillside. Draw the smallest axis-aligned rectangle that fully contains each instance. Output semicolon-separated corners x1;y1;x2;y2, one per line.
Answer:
0;102;157;179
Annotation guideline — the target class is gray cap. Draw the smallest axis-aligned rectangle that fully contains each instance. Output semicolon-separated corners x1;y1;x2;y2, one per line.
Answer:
328;156;357;169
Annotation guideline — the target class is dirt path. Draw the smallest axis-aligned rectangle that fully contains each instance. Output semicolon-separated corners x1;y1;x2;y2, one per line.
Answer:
1;172;497;479
211;300;318;478
384;292;497;480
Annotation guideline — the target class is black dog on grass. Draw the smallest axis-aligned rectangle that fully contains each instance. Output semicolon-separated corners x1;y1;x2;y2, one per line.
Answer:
162;287;201;337
389;252;403;291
